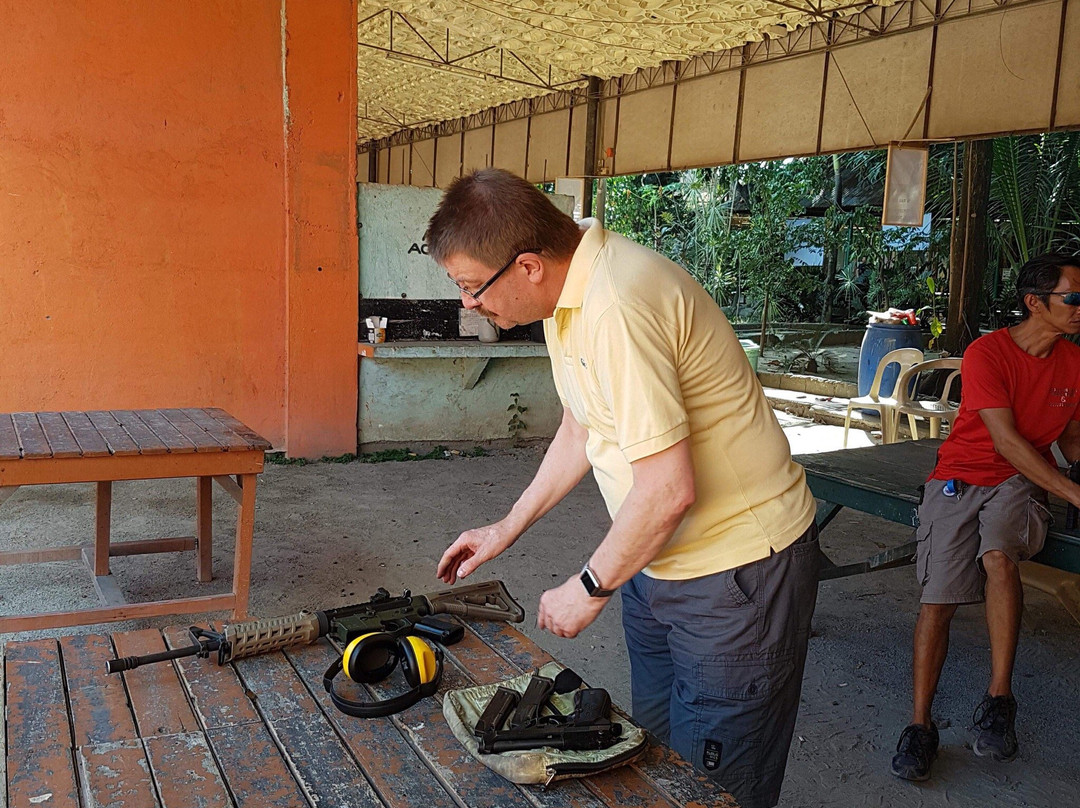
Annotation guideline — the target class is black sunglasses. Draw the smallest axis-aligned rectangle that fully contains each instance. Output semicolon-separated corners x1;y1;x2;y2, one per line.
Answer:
1027;289;1080;306
449;248;540;301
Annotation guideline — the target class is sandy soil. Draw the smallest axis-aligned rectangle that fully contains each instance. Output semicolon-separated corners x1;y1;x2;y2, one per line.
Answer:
2;415;1078;807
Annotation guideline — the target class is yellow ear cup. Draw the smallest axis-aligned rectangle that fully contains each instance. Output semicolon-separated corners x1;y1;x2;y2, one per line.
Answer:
343;632;398;682
400;636;438;686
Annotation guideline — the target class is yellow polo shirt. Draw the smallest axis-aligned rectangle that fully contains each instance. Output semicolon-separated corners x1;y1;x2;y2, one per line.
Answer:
544;219;816;579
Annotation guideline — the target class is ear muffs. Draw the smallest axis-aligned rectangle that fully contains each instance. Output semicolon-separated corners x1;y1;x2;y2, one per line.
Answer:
323;632;443;718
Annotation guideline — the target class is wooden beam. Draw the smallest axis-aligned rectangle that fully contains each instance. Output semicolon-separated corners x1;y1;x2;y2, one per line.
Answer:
582;76;601;218
945;139;993;354
213;474;244;504
0;593;236;633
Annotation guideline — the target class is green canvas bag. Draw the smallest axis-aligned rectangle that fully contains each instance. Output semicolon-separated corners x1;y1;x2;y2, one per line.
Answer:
442;661;649;786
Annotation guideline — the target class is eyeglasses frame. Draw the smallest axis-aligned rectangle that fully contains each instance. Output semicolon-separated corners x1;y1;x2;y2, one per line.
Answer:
449;247;541;301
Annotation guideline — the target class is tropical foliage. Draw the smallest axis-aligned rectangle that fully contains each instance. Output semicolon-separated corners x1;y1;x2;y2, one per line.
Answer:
599;131;1080;328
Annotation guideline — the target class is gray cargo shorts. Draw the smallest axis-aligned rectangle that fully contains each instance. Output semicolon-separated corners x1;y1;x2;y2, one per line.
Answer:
915;474;1053;604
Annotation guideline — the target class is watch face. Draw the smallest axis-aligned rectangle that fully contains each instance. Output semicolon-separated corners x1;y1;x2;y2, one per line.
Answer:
580;567;599;595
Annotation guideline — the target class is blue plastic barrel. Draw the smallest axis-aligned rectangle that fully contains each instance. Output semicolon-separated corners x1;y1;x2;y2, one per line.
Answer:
857;323;922;400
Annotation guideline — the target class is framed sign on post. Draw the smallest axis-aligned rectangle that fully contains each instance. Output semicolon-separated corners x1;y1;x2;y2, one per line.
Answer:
882;143;929;227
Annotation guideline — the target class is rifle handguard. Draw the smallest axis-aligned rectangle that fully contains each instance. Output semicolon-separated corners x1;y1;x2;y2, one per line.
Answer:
223;611;326;662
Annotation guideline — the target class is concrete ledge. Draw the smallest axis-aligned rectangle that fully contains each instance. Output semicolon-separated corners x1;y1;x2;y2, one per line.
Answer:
757;371;858;398
359;340;549;359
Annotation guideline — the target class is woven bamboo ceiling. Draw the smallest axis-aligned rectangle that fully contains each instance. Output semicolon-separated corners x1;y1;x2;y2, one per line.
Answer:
357;0;892;143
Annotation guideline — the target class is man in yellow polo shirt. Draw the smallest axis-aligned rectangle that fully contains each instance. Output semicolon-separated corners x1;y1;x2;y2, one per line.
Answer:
431;168;818;808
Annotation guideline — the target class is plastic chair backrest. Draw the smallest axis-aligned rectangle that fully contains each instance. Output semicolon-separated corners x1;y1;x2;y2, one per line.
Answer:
894;357;963;409
866;348;924;402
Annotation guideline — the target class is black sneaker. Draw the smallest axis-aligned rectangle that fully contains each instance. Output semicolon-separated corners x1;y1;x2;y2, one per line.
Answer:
972;693;1018;762
891;722;939;781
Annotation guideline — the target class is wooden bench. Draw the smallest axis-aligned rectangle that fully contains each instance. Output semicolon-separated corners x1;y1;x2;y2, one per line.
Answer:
1;617;737;808
0;408;271;633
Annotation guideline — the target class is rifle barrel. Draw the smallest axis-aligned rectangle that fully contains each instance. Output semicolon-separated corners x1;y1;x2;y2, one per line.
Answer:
105;643;205;674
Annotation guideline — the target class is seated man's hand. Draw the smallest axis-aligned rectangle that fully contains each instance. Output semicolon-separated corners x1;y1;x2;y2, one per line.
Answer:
437;521;516;584
537;575;609;638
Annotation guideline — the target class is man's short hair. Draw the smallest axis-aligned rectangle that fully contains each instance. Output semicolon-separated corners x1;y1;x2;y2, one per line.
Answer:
425;168;582;269
1015;252;1080;319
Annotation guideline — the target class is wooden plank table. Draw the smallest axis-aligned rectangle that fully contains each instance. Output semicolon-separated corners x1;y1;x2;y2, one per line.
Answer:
0;408;271;633
796;440;1080;620
2;618;737;808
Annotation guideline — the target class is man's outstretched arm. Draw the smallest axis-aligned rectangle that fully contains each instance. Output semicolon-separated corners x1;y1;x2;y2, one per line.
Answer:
537;437;695;637
979;408;1080;508
437;407;592;584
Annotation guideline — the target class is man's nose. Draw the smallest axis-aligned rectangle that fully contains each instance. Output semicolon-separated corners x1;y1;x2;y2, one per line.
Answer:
461;292;482;310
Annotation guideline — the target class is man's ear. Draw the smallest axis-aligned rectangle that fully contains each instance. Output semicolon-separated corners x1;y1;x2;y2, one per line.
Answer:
1023;291;1046;317
520;253;545;286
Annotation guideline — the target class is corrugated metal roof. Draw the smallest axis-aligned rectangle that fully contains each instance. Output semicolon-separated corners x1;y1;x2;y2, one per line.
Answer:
357;1;893;142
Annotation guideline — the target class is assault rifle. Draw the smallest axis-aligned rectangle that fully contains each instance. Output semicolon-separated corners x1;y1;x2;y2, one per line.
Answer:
106;579;524;674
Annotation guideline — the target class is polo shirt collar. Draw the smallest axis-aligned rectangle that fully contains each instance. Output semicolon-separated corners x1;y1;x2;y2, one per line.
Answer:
556;218;604;310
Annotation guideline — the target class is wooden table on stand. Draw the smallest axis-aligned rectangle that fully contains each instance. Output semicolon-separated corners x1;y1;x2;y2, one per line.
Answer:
0;408;271;633
1;617;737;808
796;440;1080;622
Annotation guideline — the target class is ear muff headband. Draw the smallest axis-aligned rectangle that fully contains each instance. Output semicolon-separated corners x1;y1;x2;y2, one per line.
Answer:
323;633;443;718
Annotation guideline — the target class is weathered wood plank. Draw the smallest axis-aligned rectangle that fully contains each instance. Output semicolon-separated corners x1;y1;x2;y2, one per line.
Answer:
174;409;248;451
205;722;310;808
11;413;51;459
145;733;233;808
86;411;142;456
59;633;138;746
0;413;21;459
77;738;160;808
134;410;199;453
158;406;226;451
468;621;735;808
110;410;170;455
37;412;83;459
160;409;223;453
232;650;383;808
4;640;81;808
285;640;458;808
365;648;539;808
60;411;113;457
205;408;273;451
165;626;261;729
112;629;201;737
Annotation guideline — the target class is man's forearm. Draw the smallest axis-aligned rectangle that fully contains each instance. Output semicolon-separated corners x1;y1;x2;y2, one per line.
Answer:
503;409;592;536
993;431;1080;505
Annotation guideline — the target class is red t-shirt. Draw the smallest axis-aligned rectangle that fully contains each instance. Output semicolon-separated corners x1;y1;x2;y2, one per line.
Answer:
931;328;1080;487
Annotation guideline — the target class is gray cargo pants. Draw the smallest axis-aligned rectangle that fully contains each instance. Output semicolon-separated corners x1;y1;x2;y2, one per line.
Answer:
621;523;819;808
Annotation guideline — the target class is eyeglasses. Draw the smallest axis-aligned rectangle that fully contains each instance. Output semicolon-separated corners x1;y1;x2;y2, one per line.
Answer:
1044;291;1080;306
448;247;540;301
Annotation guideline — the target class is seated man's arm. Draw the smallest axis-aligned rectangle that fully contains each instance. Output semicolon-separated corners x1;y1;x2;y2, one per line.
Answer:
537;437;695;637
1057;419;1080;465
979;408;1080;508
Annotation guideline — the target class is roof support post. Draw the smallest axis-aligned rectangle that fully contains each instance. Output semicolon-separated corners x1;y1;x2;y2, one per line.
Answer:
582;76;601;219
945;138;992;355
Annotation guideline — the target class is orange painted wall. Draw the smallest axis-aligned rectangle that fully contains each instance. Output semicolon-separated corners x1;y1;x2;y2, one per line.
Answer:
0;2;358;456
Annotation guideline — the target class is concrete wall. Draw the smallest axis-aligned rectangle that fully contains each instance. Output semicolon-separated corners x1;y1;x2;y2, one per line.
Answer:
0;1;359;457
359;357;561;446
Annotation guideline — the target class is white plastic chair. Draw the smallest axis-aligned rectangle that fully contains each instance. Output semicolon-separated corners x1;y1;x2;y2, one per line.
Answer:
893;357;963;440
843;348;924;447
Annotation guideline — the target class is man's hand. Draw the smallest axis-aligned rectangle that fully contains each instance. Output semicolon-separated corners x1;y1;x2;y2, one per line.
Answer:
437;521;517;584
537;575;609;638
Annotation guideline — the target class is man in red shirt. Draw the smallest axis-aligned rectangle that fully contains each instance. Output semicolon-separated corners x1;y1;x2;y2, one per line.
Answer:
892;253;1080;781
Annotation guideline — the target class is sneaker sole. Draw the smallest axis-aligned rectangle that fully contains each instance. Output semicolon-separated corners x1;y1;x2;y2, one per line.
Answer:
891;765;932;782
972;742;1018;763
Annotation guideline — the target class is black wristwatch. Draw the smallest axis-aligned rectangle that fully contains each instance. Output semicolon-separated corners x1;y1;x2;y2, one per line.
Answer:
580;563;616;598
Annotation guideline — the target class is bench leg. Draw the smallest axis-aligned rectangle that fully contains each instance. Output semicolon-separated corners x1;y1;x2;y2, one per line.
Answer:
232;474;257;619
95;481;112;576
197;476;213;582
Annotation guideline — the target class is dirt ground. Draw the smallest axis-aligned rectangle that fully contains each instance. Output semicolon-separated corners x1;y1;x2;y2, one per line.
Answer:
2;414;1078;807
